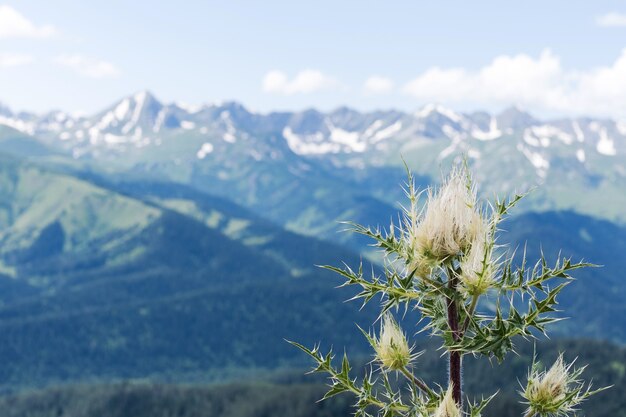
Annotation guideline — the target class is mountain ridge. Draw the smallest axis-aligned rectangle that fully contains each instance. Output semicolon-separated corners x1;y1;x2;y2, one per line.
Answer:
3;91;626;252
2;91;625;186
2;91;625;158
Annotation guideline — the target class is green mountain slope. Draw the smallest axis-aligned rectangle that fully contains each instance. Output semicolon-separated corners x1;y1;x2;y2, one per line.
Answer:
0;156;376;389
501;210;626;341
0;154;160;280
0;154;622;391
0;126;55;158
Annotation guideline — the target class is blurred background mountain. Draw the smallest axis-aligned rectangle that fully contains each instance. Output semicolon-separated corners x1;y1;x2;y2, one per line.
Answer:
0;0;625;415
0;92;623;415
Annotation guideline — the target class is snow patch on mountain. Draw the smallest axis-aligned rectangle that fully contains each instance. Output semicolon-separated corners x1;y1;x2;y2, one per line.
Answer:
121;92;148;134
572;121;585;142
129;127;141;142
597;128;616;156
532;125;573;145
176;101;202;114
220;111;237;143
439;126;467;160
468;148;481;159
181;121;196;130
283;127;341;154
96;111;117;131
104;133;127;144
153;109;166;133
362;119;403;144
54;112;68;123
472;117;501;141
439;142;459;160
371;121;402;143
416;104;463;124
363;120;383;137
114;99;130;120
523;129;541;147
442;125;465;142
327;124;365;152
197;142;214;159
517;143;549;178
0;115;35;134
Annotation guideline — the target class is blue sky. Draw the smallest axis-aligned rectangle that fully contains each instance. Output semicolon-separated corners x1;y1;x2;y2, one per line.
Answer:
2;1;626;118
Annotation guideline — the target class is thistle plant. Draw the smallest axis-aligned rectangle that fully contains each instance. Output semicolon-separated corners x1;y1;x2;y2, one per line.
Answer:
289;165;610;417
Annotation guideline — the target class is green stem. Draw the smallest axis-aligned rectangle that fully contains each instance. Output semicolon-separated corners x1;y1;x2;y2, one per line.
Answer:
363;280;422;300
461;294;479;335
400;367;435;398
341;378;409;413
344;384;385;409
523;410;536;417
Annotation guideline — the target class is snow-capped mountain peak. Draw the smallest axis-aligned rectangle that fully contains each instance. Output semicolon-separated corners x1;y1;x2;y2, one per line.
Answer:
0;94;625;183
415;103;464;124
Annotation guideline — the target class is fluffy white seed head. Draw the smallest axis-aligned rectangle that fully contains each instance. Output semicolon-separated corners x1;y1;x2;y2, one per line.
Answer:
433;385;462;417
459;216;496;296
524;355;573;415
374;314;412;370
412;167;479;262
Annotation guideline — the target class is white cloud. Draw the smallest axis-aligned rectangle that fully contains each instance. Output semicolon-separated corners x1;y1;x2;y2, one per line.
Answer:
262;69;337;94
0;5;56;39
0;53;33;68
402;48;626;119
596;12;626;27
56;55;120;79
364;76;394;94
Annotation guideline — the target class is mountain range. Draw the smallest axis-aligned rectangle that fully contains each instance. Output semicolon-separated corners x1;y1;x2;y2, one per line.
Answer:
0;93;623;391
2;91;626;247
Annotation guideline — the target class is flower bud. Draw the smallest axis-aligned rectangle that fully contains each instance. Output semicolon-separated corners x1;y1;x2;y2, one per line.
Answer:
412;167;478;261
523;355;580;416
459;217;495;296
433;385;462;417
374;314;412;370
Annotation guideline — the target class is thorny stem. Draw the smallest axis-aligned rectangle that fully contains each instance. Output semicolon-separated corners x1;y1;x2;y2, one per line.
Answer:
400;366;435;398
346;386;386;408
461;294;479;335
343;381;408;412
420;274;447;290
357;276;422;300
446;265;463;407
523;410;536;417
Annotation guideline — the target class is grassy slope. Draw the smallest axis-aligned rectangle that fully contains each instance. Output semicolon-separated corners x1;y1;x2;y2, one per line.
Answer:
0;153;622;393
501;210;626;342
0;156;377;390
